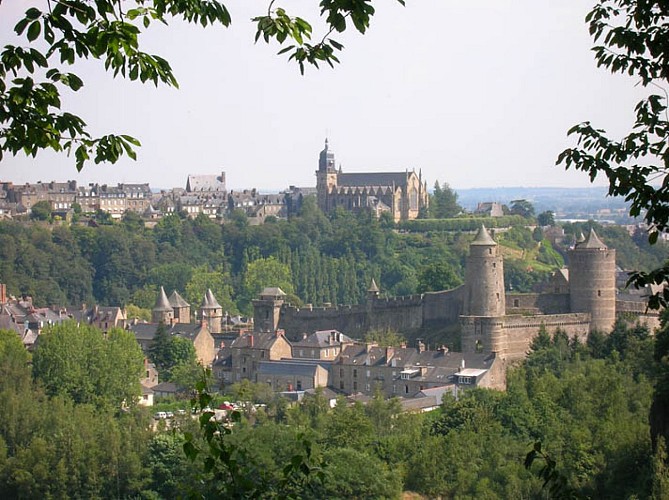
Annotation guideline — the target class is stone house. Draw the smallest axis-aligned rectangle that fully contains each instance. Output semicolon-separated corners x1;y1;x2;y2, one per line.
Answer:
331;342;498;398
291;329;353;360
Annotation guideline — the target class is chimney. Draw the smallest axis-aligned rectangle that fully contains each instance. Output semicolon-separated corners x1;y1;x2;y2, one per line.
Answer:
302;332;308;340
386;346;394;363
417;340;425;353
461;359;466;369
250;334;254;348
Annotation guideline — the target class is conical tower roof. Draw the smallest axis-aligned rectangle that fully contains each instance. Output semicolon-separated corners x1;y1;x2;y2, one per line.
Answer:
201;289;221;309
470;225;497;246
580;228;608;250
368;278;380;293
168;290;190;308
154;286;172;312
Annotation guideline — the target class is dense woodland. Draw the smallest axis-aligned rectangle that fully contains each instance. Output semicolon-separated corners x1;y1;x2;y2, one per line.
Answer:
0;197;666;317
0;316;666;498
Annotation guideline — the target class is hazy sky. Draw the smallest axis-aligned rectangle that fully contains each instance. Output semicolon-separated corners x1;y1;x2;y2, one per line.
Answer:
0;1;648;191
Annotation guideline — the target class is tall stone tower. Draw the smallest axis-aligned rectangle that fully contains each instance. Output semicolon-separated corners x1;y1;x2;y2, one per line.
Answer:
252;287;286;333
463;225;505;317
152;286;174;325
200;289;222;334
315;139;338;213
568;229;616;333
461;226;506;354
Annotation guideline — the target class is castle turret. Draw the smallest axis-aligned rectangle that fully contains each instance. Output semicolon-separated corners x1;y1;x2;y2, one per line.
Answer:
463;225;505;317
460;226;507;355
252;287;286;333
568;229;616;333
200;289;222;334
152;286;174;324
367;278;380;301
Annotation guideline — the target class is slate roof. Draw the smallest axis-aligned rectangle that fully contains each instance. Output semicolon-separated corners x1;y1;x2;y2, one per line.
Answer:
257;361;320;377
292;330;352;349
168;290;189;308
202;289;221;309
579;228;608;250
129;322;204;343
337;172;410;188
260;287;286;298
471;225;497;246
186;174;226;192
154;287;172;312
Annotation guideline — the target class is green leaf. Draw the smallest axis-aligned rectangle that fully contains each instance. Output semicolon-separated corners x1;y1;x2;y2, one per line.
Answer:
27;21;41;42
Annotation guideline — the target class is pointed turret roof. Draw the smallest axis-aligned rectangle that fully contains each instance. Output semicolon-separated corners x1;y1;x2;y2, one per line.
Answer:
154;287;172;312
368;278;380;293
580;228;608;250
168;290;190;308
201;289;221;309
470;225;497;246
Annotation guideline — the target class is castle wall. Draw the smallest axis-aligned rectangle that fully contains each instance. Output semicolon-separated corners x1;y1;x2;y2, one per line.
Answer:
278;304;369;341
501;313;591;361
616;300;662;331
422;287;464;324
505;293;570;315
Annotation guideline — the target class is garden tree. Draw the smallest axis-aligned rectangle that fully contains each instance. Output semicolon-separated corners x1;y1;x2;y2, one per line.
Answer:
430;181;463;218
362;328;406;348
509;199;535;218
29;200;51;221
125;303;151;322
557;0;669;308
537;210;556;226
1;0;401;168
149;323;197;381
32;322;144;408
417;260;463;293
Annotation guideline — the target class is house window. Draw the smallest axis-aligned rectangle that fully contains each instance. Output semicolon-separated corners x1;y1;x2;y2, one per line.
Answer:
365;383;370;392
405;385;409;394
513;299;519;307
242;367;246;373
353;369;357;378
353;381;358;391
299;349;304;357
340;381;344;390
366;370;371;378
339;368;344;377
392;384;397;393
261;351;265;359
458;376;472;384
297;380;302;391
598;290;602;297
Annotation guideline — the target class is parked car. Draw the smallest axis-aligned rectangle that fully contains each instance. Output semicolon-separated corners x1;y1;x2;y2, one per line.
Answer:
153;411;167;420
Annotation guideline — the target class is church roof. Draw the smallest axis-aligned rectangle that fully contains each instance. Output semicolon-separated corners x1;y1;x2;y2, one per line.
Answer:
337;172;411;188
169;290;190;308
470;225;497;246
154;287;172;312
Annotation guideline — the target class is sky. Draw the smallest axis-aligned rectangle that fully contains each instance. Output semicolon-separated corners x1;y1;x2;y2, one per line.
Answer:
0;1;649;191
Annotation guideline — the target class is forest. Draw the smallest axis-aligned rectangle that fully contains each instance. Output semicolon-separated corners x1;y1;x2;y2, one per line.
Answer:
0;197;666;318
0;315;666;498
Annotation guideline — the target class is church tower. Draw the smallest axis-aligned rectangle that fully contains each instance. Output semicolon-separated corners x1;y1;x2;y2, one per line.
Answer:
316;138;338;213
152;286;174;325
568;229;616;333
461;226;506;355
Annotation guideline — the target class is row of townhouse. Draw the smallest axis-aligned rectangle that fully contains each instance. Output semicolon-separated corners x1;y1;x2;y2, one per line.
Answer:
0;181;152;219
213;327;501;399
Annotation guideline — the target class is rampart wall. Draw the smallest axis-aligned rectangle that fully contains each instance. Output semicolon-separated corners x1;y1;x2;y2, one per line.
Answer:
505;293;570;315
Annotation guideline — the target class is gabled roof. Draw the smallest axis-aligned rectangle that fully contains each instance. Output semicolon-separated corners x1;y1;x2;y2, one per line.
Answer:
293;330;352;349
230;332;291;351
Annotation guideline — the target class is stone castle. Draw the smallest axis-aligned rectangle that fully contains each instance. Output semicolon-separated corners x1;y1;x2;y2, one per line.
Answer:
253;226;658;378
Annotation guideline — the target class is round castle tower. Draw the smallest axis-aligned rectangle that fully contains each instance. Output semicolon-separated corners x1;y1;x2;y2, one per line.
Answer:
463;225;505;317
460;226;507;355
568;229;616;333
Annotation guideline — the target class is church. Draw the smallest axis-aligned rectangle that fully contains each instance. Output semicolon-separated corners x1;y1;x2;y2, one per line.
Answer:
315;139;429;222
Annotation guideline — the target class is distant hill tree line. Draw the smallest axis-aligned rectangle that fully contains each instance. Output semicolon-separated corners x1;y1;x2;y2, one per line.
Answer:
0;198;666;313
